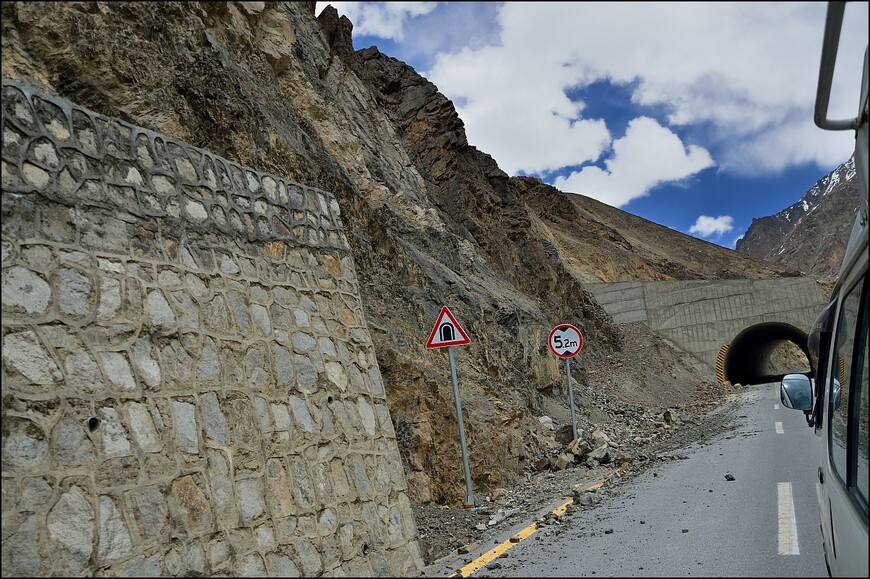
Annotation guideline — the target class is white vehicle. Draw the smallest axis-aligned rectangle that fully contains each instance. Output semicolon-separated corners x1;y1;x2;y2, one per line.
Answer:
778;2;868;577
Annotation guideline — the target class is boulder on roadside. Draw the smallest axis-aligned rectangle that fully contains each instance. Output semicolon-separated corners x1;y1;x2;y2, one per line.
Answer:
555;424;576;445
567;437;591;457
551;452;574;472
587;444;611;465
592;429;614;447
538;416;555;431
532;457;550;471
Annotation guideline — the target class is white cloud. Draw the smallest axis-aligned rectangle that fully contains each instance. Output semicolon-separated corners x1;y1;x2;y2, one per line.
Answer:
315;2;438;41
689;215;735;238
553;116;714;207
422;2;865;188
436;44;612;175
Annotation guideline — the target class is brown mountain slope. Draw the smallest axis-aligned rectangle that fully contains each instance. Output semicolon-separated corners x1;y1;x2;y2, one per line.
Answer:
1;1;804;507
515;177;800;283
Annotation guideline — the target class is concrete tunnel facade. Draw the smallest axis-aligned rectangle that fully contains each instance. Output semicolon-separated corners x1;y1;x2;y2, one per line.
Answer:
723;322;810;386
585;278;827;385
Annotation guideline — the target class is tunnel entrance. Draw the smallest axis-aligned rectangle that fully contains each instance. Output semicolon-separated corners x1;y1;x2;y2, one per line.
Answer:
723;322;811;386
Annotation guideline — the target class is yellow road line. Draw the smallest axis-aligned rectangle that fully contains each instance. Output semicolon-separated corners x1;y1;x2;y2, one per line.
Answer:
449;463;628;577
449;519;543;578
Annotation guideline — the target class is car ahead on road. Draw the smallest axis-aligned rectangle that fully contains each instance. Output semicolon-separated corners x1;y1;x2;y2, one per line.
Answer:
778;2;868;577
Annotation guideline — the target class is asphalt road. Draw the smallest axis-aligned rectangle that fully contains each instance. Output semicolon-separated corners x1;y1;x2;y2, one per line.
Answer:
439;383;830;578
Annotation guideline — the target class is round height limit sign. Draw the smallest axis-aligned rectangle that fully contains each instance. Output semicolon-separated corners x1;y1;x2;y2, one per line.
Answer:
549;323;584;441
548;324;583;358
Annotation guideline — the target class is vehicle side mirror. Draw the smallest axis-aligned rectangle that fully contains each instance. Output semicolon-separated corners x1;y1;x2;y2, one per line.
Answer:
780;373;813;411
832;378;841;411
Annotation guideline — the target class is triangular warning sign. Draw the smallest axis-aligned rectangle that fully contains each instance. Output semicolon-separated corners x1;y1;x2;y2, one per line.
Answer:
426;306;471;349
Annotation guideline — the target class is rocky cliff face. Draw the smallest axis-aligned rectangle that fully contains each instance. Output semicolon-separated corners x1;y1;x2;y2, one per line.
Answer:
1;1;804;504
736;157;860;280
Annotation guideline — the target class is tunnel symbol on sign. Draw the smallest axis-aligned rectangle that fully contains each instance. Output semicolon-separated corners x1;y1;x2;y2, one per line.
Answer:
440;323;454;342
426;306;471;349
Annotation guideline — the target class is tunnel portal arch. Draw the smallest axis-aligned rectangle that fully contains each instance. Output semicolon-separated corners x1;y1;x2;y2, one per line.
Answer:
723;322;810;386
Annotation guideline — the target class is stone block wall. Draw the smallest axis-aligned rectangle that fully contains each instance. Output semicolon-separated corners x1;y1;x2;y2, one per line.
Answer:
1;79;423;577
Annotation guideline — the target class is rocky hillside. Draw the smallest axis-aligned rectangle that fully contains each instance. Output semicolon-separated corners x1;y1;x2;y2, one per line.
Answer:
1;1;806;505
736;157;860;280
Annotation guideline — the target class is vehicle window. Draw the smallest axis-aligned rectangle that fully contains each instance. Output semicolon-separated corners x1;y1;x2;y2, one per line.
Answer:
829;272;868;512
854;283;868;510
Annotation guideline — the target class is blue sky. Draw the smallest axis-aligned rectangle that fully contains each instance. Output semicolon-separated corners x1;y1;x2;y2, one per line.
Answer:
315;2;868;248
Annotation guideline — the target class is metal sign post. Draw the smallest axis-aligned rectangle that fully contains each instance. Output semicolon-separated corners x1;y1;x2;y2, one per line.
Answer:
548;323;584;442
426;306;476;506
448;346;476;506
565;358;578;441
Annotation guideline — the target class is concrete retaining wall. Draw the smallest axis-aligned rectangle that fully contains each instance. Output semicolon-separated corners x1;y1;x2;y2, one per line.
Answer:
1;79;423;577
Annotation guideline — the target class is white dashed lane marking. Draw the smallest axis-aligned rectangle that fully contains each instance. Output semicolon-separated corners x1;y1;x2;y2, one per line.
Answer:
777;482;800;555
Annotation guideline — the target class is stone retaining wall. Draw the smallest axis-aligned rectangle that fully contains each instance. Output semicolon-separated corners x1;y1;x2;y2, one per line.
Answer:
1;78;423;577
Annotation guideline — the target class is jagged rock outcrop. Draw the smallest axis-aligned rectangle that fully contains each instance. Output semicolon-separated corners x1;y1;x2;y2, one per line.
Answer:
736;156;860;280
2;1;806;505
